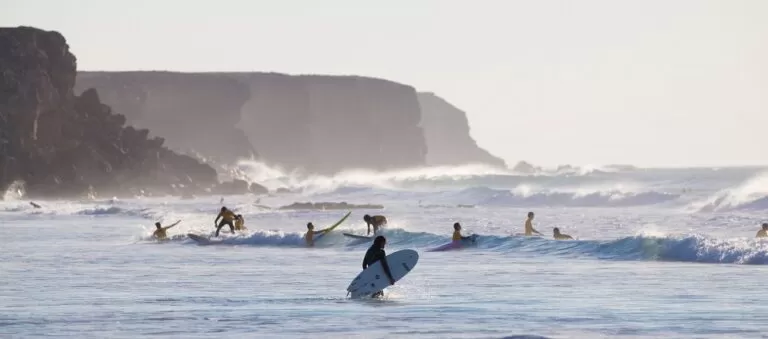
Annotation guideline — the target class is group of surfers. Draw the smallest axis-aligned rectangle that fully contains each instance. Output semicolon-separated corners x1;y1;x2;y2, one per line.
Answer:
149;205;768;244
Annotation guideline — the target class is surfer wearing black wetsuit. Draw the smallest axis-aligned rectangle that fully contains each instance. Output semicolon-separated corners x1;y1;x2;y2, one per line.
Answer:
362;236;395;298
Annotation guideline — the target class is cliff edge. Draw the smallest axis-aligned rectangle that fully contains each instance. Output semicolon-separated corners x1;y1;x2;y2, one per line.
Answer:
418;92;506;168
75;72;429;174
0;27;218;198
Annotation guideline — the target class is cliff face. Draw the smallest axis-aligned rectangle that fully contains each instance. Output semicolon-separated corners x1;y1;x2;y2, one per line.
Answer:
232;73;427;173
418;92;506;168
0;27;217;198
77;72;428;174
75;72;256;163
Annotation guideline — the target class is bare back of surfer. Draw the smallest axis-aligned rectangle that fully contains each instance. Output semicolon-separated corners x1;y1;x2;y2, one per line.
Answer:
364;214;387;235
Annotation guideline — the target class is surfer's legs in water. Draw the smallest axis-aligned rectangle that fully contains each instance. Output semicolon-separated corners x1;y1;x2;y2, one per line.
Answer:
215;220;235;237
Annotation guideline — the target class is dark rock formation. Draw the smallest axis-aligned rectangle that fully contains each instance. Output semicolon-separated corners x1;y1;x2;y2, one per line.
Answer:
210;179;268;195
75;71;256;164
279;202;384;210
76;72;429;174
418;92;506;168
0;27;217;199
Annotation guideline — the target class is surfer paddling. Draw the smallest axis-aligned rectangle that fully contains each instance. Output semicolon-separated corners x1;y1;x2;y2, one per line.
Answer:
553;227;573;240
452;222;474;241
364;214;387;235
756;223;768;238
153;220;181;241
524;212;543;236
362;236;395;298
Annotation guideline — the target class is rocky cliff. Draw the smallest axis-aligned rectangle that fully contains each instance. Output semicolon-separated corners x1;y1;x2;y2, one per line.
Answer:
76;72;428;174
75;72;256;163
0;27;218;198
418;92;506;168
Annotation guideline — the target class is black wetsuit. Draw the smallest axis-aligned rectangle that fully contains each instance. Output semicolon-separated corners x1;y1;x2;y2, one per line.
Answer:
362;245;394;297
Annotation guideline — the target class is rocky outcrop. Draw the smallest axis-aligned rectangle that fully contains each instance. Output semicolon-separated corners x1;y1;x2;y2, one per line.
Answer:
76;72;429;174
75;72;256;164
0;27;218;199
418;92;506;168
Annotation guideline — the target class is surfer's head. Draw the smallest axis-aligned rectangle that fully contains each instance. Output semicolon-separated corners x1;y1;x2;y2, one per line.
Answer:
553;227;561;235
220;206;227;212
307;222;314;229
374;235;386;248
527;211;534;219
763;223;768;230
363;214;371;223
453;222;461;230
236;214;242;219
155;222;162;229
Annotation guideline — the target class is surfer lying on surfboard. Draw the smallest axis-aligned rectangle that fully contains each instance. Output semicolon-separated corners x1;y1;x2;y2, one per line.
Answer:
153;220;181;240
553;227;573;240
362;236;395;298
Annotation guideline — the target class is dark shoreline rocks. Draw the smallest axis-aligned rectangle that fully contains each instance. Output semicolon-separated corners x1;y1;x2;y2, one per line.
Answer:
0;26;252;200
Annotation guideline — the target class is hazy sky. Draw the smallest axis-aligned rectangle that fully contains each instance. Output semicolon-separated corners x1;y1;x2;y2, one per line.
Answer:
3;0;767;167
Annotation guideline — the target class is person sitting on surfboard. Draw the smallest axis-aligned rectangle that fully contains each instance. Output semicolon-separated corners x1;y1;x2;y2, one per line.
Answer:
756;223;768;238
234;214;247;231
452;222;474;241
153;220;181;240
214;206;236;237
364;214;388;235
524;212;543;236
362;236;395;298
553;227;573;240
305;222;330;247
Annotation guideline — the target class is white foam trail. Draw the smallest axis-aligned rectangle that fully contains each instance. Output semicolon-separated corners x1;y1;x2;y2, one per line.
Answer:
233;160;510;194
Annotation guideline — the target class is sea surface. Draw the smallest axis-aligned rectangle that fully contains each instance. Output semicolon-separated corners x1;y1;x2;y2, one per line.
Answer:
2;164;768;338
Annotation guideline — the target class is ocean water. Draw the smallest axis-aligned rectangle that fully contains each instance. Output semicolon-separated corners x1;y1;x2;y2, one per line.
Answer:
2;164;768;338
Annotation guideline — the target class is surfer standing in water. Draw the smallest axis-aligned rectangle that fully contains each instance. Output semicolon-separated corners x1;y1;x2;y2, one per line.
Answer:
756;223;768;238
364;214;387;235
153;220;181;240
305;222;331;247
234;214;247;231
362;235;395;298
553;227;573;240
524;212;543;236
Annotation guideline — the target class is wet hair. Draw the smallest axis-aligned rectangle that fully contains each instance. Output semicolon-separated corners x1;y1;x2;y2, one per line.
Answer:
363;214;371;222
763;223;768;229
220;206;227;212
553;227;560;234
528;211;534;218
453;222;461;229
307;222;314;229
155;222;161;228
374;235;386;247
237;214;243;219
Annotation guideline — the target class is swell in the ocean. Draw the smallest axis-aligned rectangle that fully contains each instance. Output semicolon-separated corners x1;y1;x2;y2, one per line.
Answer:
143;226;768;265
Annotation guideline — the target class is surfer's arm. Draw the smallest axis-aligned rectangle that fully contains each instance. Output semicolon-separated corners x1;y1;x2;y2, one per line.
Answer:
367;223;372;235
163;220;181;230
214;212;222;224
380;257;395;284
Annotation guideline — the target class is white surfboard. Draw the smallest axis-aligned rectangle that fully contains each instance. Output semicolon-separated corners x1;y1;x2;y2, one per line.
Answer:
346;249;419;299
